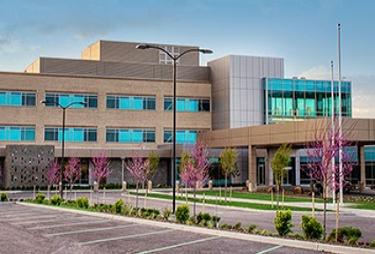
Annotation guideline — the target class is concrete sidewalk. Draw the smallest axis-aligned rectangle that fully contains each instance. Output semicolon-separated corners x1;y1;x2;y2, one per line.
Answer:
146;189;375;218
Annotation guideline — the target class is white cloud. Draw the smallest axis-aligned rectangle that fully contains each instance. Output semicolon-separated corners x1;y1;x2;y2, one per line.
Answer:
298;65;331;80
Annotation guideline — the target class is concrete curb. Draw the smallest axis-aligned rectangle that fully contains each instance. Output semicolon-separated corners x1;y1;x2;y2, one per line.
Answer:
17;202;375;254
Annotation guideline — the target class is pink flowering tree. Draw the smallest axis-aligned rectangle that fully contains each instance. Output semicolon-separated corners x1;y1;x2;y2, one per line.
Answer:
64;156;81;197
305;118;355;239
125;152;146;208
179;140;210;217
91;152;112;188
47;159;60;186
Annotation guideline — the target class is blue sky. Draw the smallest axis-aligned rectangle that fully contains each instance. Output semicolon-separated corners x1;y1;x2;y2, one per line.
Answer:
0;0;374;117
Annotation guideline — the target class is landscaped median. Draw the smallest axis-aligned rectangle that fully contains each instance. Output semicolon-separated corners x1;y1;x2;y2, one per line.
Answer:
128;191;324;212
17;193;375;253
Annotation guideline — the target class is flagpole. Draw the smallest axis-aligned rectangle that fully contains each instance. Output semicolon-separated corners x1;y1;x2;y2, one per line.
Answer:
331;60;336;204
338;23;343;205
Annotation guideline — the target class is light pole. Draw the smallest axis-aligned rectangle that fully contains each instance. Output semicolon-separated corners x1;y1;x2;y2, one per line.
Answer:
135;44;213;213
41;100;87;198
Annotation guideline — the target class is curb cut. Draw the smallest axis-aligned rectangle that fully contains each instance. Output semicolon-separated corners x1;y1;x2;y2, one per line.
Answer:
16;202;375;254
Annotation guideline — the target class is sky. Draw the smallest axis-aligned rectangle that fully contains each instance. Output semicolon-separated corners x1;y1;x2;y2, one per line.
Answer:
0;0;374;117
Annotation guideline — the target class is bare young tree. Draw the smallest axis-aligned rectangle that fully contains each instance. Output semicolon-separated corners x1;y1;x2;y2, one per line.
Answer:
91;152;112;188
305;118;355;239
179;140;210;218
64;156;81;198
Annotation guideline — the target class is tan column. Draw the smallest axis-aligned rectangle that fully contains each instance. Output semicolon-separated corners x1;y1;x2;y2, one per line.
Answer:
360;145;366;193
265;148;270;185
248;146;257;184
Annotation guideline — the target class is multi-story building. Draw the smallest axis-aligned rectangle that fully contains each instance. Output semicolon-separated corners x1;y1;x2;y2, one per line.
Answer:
0;40;374;190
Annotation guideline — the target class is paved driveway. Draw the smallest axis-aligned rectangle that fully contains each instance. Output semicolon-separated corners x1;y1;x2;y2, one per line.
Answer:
0;203;327;254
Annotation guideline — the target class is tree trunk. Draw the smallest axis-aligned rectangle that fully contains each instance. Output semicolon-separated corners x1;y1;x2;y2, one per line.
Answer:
323;191;327;240
144;184;148;208
225;172;228;202
335;193;340;242
193;186;197;219
276;180;280;208
136;183;139;209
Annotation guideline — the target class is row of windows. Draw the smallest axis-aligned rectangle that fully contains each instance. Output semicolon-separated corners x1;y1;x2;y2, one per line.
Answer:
45;93;97;108
0;92;36;107
106;128;156;143
266;78;351;93
0;126;35;141
0;126;200;144
164;98;210;112
106;95;156;110
0;90;210;112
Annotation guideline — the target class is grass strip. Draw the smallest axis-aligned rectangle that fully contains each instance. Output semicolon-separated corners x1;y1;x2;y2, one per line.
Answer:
136;193;322;212
348;203;375;210
193;190;324;203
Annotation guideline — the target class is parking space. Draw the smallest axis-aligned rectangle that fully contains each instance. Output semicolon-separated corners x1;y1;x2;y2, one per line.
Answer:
0;203;327;254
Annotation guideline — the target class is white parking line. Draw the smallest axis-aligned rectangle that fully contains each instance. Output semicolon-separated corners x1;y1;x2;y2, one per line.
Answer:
0;215;57;222
255;245;283;254
1;211;54;217
0;209;41;215
46;224;136;237
28;219;111;230
135;236;221;254
79;229;174;246
11;217;78;225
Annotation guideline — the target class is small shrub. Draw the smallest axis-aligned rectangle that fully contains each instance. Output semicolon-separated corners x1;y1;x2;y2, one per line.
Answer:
300;215;323;240
42;199;51;205
50;194;63;206
274;210;293;236
293;233;303;239
186;216;196;226
370;239;375;248
35;193;46;204
196;212;212;224
261;229;273;236
1;193;8;202
245;224;258;234
175;204;190;223
162;207;172;221
327;227;362;244
76;197;89;209
212;215;221;225
233;222;243;231
220;223;232;230
124;203;133;216
114;198;125;214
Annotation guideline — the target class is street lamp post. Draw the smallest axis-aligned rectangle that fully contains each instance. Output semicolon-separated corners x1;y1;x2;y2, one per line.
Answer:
135;44;213;213
41;100;87;198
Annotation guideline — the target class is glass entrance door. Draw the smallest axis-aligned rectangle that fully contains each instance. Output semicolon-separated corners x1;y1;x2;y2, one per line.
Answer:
257;164;265;185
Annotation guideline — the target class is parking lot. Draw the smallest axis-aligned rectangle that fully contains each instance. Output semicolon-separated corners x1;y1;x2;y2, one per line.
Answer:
0;203;328;254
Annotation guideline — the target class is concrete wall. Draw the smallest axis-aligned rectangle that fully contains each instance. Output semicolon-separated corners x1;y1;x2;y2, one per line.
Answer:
81;40;200;66
209;55;284;130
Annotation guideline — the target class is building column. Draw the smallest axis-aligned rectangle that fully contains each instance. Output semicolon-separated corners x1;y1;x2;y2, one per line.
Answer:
268;148;274;186
360;145;366;193
248;145;257;184
121;157;125;182
265;148;270;186
295;150;301;186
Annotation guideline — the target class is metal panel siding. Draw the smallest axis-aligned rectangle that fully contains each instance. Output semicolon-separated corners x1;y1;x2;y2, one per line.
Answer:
36;58;210;82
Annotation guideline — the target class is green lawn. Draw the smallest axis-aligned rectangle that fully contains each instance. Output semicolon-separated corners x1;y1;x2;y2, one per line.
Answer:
135;192;321;212
192;190;324;203
348;203;375;210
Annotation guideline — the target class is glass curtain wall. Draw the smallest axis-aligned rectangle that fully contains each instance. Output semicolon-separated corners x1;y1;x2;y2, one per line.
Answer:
264;78;351;124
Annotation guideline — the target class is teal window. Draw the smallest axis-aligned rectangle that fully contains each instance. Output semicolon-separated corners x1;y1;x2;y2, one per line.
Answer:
0;91;36;107
163;130;198;144
45;93;97;108
45;127;97;142
0;126;35;141
265;78;351;123
164;97;210;112
106;95;155;110
106;128;155;143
